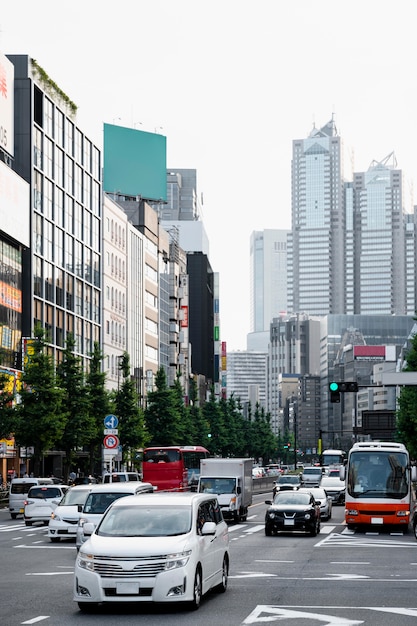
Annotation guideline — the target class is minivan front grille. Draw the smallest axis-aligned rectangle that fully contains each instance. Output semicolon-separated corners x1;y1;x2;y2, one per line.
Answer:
92;554;167;578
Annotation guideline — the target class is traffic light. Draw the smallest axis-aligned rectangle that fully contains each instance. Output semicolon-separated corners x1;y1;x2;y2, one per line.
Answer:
329;381;358;403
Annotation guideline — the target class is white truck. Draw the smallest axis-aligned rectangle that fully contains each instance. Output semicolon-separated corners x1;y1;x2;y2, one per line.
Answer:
198;458;253;522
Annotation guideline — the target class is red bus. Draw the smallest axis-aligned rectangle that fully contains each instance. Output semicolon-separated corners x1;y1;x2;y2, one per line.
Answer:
342;441;417;530
142;446;210;492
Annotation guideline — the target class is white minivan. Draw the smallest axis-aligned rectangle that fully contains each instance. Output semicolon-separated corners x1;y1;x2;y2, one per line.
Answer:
75;481;154;549
74;492;230;612
9;477;54;519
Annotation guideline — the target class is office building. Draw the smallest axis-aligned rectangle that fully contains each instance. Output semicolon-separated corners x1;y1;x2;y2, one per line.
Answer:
8;55;102;367
250;229;289;335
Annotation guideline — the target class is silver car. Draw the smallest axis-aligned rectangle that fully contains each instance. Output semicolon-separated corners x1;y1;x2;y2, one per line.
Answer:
298;487;332;520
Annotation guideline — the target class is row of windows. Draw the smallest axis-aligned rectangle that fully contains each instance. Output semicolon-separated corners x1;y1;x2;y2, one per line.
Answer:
35;88;100;179
34;299;99;353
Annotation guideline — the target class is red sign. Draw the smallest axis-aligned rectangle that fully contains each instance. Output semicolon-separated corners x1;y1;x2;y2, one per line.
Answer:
103;435;119;449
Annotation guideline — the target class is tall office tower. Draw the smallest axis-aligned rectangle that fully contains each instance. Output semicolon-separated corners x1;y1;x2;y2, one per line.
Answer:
288;117;345;315
352;153;406;314
8;56;102;366
249;229;289;333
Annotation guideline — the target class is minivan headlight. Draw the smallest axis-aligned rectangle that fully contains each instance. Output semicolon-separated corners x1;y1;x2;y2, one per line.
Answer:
78;552;95;571
165;551;191;570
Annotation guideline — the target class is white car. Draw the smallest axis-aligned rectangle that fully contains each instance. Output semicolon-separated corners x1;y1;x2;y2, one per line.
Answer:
74;492;230;612
320;476;346;504
24;484;69;526
48;485;93;542
298;487;332;520
75;481;154;550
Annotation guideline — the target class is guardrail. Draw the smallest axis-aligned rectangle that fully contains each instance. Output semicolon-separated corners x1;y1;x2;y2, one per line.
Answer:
252;476;276;494
0;488;9;506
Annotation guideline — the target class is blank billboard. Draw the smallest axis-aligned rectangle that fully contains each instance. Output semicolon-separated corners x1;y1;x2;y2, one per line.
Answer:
103;123;167;202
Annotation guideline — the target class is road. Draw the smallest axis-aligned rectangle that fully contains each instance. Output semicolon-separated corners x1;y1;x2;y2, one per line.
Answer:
1;492;417;625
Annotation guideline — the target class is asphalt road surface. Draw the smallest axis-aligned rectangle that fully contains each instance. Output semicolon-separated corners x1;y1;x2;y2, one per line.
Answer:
1;492;417;625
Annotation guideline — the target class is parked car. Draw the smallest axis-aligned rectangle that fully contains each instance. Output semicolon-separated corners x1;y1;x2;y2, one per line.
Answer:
48;485;94;542
320;476;346;504
24;484;69;526
272;474;301;497
298;486;332;520
9;477;54;519
300;466;323;487
74;492;230;611
264;490;321;536
75;481;154;550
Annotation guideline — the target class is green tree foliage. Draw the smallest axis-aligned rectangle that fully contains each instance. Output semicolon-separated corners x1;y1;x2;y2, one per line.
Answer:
116;352;148;464
203;387;228;455
85;342;111;474
0;369;15;439
397;328;417;458
188;377;211;447
172;375;196;444
11;325;66;476
56;334;96;481
144;367;182;445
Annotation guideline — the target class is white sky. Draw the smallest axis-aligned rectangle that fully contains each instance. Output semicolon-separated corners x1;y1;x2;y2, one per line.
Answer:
2;1;417;350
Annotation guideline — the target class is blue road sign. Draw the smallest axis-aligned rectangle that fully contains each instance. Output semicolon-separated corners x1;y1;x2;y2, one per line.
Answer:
104;414;119;429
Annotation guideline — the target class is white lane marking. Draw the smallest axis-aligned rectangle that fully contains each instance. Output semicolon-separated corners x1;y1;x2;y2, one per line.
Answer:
15;544;76;549
242;605;417;624
21;617;50;624
243;525;265;534
228;524;247;533
242;605;363;624
26;572;73;576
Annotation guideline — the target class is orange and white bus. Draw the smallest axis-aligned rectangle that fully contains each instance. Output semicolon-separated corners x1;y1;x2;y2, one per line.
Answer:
341;441;416;530
142;446;209;492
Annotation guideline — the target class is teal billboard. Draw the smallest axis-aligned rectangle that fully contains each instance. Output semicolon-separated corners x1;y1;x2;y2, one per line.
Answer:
103;123;167;202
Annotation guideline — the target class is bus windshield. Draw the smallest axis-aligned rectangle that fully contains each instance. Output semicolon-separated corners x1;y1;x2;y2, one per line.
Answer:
347;450;409;499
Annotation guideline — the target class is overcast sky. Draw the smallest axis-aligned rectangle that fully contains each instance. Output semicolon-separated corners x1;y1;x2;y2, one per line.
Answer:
2;1;417;350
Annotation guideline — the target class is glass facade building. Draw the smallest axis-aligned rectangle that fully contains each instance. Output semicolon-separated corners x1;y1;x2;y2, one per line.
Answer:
9;55;102;366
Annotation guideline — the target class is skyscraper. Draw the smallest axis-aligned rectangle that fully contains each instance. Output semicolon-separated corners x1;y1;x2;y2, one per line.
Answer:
250;229;289;333
288;116;345;315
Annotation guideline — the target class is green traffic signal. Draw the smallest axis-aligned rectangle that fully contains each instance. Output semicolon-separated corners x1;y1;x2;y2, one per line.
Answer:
329;382;339;392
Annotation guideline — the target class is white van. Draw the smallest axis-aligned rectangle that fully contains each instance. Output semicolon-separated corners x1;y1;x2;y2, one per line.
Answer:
102;471;141;483
9;477;54;519
75;481;154;549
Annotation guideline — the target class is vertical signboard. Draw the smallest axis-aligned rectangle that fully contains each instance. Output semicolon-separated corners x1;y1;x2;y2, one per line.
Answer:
0;53;14;157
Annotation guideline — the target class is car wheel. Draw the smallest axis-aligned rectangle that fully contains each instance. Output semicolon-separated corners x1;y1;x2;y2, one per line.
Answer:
310;519;319;537
265;524;273;536
78;602;99;613
10;513;17;520
215;556;229;593
50;537;60;543
188;567;202;610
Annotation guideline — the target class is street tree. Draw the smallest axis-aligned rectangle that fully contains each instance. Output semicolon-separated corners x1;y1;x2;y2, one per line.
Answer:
11;325;66;476
145;367;182;445
85;342;111;475
397;327;417;458
115;352;148;465
56;334;96;481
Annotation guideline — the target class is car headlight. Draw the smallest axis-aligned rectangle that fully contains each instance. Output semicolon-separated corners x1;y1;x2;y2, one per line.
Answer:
165;551;191;570
267;511;276;519
77;552;95;571
304;513;311;520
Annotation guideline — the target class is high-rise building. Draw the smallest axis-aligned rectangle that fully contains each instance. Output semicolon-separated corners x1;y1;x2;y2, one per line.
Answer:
352;153;406;314
8;55;102;366
249;229;289;333
288;116;345;315
226;351;267;411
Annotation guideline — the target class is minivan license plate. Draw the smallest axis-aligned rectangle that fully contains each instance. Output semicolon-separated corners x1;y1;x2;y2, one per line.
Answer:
116;582;139;595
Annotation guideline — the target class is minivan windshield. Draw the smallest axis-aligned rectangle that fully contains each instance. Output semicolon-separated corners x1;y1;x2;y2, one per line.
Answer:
83;492;132;514
97;505;192;537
